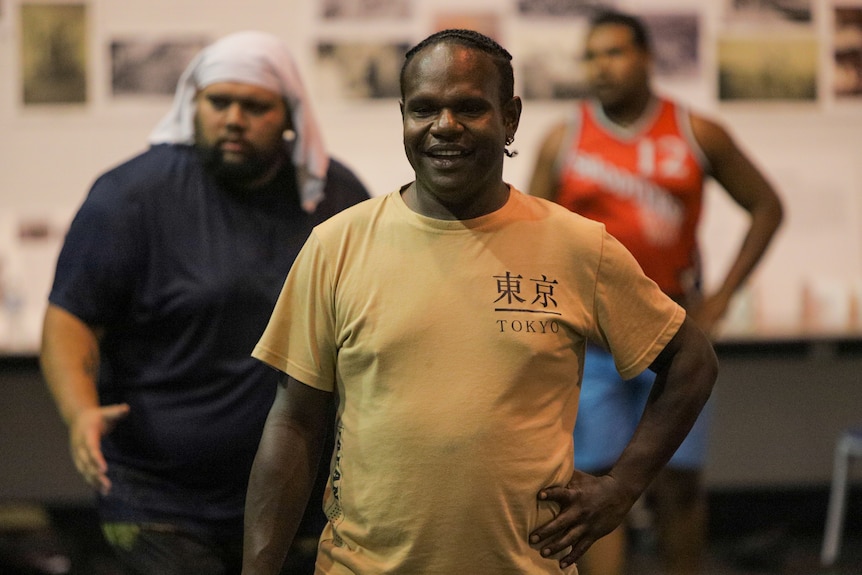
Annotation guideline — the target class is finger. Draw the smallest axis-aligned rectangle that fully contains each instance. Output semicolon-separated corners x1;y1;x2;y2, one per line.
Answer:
537;485;570;505
102;403;130;424
558;542;589;570
531;512;582;553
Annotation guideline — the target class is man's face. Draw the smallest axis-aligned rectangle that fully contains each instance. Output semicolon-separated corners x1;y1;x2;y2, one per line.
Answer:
400;42;520;216
194;82;290;187
584;24;651;109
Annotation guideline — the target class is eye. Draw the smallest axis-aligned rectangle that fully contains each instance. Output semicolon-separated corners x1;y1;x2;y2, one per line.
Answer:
459;103;486;116
207;95;231;110
409;104;436;118
241;101;273;116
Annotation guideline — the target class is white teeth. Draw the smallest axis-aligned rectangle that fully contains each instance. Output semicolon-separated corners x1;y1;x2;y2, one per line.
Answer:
431;150;463;157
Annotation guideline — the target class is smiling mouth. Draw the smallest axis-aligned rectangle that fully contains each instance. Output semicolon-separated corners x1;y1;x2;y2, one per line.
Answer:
425;148;471;164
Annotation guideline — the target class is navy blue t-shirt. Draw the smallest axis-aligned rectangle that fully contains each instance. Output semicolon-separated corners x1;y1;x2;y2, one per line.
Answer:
49;143;369;535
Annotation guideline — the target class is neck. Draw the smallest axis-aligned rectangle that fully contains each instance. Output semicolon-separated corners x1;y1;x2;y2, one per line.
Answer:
602;90;653;127
245;154;287;190
402;181;510;221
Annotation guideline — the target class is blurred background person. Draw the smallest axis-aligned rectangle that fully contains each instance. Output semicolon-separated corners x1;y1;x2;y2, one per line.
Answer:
39;31;369;575
529;11;783;575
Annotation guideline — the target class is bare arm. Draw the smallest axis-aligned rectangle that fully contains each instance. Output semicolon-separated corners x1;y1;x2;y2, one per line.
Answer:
243;375;331;575
527;122;568;200
530;316;718;569
690;115;784;334
39;303;129;494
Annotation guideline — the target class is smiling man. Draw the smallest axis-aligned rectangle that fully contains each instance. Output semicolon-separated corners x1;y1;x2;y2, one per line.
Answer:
40;31;369;575
243;29;717;575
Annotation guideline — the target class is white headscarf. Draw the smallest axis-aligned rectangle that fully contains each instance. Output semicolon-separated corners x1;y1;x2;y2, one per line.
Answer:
149;31;328;213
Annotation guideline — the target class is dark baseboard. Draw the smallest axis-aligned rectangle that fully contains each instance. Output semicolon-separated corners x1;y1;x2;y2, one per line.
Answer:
708;485;862;538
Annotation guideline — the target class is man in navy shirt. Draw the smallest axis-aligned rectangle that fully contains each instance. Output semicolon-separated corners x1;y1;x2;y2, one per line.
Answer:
39;31;369;575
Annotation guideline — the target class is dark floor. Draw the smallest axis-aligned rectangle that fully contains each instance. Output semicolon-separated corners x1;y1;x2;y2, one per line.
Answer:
0;492;860;574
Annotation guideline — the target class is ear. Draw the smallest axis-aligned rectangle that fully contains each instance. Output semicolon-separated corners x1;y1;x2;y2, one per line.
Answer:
503;96;522;141
282;100;294;132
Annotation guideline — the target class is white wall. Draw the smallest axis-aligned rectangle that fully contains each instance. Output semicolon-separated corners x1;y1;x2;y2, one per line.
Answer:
1;0;861;350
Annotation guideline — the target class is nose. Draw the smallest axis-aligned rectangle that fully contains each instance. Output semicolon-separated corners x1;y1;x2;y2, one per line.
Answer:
225;102;247;128
430;108;461;137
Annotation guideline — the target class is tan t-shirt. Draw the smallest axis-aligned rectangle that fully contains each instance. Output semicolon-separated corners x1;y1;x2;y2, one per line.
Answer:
253;187;684;575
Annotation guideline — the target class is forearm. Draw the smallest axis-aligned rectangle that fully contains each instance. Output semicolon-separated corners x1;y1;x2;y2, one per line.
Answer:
243;379;328;575
713;198;783;301
40;304;102;426
607;320;717;500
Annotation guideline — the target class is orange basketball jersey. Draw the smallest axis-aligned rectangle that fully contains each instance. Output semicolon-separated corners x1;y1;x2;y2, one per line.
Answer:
555;98;709;298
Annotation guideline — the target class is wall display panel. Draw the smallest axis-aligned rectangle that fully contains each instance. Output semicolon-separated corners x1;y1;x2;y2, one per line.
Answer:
20;3;87;105
431;12;500;41
0;0;861;349
724;0;814;26
833;5;862;98
717;35;819;101
516;0;616;19
110;36;209;98
316;41;409;99
512;22;591;100
641;11;701;79
320;0;411;20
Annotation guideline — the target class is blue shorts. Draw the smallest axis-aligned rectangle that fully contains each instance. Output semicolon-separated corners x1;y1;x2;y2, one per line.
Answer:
574;346;713;473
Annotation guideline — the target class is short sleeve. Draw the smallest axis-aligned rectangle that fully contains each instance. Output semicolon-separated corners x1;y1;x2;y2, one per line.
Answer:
252;233;337;392
592;229;684;379
49;173;142;326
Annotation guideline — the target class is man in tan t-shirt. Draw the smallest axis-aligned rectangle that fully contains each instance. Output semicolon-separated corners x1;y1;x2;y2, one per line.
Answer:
241;29;717;575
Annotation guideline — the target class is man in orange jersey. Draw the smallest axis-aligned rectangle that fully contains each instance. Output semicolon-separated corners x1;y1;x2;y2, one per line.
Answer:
529;11;783;575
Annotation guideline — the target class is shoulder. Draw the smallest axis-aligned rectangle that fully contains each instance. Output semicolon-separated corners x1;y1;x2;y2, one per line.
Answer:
513;189;607;238
89;144;199;202
684;108;736;160
315;191;388;233
74;145;197;225
323;156;371;201
311;156;371;219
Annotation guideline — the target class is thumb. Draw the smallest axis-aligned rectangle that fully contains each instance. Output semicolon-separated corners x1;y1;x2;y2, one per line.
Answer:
538;484;567;504
102;403;130;424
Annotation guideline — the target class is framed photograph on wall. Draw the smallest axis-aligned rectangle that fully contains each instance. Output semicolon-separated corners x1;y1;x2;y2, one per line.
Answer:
833;6;862;99
431;12;500;41
723;0;812;27
717;35;818;102
20;3;87;105
516;0;615;19
514;25;590;100
110;37;209;98
320;0;411;20
316;40;410;99
640;12;701;80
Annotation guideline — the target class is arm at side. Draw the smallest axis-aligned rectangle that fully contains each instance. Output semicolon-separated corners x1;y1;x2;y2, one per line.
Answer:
242;375;331;575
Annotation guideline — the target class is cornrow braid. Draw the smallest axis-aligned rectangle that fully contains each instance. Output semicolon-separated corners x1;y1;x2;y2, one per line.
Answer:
399;29;515;105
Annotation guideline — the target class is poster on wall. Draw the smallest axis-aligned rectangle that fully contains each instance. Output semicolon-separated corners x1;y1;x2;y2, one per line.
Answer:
316;41;409;99
110;37;209;98
0;214;67;354
431;12;500;40
640;12;700;80
320;0;410;20
723;0;812;27
516;0;615;19
20;3;87;105
514;24;590;100
833;6;862;99
717;36;818;102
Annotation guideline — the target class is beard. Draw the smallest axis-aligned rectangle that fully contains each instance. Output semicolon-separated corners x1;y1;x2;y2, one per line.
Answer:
197;143;284;188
